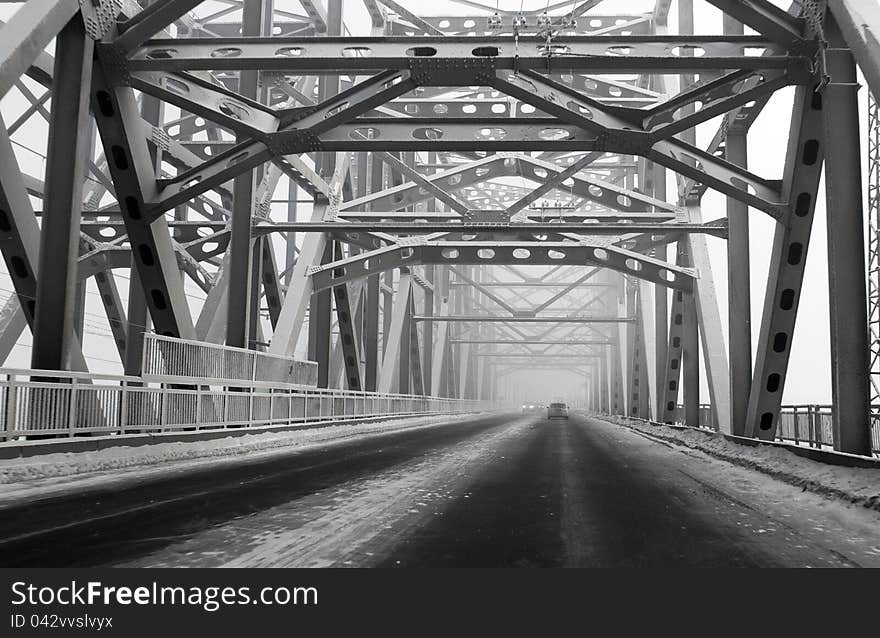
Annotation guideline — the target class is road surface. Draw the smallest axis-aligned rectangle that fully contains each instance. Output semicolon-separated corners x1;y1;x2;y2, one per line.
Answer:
2;413;880;567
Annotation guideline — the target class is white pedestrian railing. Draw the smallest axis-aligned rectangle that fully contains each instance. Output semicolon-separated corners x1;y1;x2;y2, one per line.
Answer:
664;403;880;456
142;333;318;386
0;368;485;442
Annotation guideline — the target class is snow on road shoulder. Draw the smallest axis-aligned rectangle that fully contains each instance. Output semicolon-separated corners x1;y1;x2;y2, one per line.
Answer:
604;416;880;511
0;414;484;504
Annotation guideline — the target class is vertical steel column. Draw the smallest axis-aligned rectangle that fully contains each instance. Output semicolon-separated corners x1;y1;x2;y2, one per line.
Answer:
424;265;434;394
635;290;651;418
450;269;463;398
423;151;437;394
745;86;825;439
363;152;380;390
124;262;149;376
661;289;686;423
431;274;449;397
682;285;700;427
226;0;266;349
608;273;624;415
398;277;411;394
123;89;162;374
626;281;637;416
313;242;333;387
285;183;297;288
31;17;93;371
479;357;490;402
316;0;342;177
72;281;86;343
364;272;380;391
677;0;700;428
248;238;263;347
378;271;412;393
724;14;752;436
408;295;424;395
599;350;609;413
823;14;872;454
653;164;668;419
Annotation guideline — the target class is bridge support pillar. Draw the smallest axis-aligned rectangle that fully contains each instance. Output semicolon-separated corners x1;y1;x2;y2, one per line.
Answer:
31;17;92;371
724;11;752;438
226;0;266;349
823;14;873;455
726;131;752;436
309;242;333;388
364;273;380;391
678;241;700;428
653;164;669;421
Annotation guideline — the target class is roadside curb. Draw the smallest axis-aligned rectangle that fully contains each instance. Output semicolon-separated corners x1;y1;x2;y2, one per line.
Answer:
599;415;880;513
0;412;489;460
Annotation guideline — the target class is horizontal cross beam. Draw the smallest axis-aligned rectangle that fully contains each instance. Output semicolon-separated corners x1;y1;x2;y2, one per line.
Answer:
412;316;634;323
125;36;809;74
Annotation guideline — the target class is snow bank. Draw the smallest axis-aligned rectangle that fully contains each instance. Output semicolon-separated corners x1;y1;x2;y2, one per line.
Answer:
0;414;477;489
606;416;880;511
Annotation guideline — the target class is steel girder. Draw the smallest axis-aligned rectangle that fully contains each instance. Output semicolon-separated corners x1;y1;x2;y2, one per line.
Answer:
378;270;411;393
124;35;808;74
309;239;695;293
90;66;196;339
334;275;364;391
0;119;90;372
0;0;81;100
821;14;872;455
745;86;825;439
30;15;94;373
701;0;807;50
685;203;731;433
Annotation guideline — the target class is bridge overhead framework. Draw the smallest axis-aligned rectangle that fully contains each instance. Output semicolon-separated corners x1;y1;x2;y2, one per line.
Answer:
0;0;878;456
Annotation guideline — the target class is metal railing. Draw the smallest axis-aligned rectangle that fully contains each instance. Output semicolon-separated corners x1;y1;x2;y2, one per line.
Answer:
0;368;485;442
670;404;716;430
776;405;880;455
142;333;318;386
670;403;880;456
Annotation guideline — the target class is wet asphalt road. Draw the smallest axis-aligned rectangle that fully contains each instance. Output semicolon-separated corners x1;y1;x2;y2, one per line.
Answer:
1;413;877;567
377;414;810;567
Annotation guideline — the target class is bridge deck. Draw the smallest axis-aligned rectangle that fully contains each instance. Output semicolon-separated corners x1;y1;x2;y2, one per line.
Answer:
2;413;879;568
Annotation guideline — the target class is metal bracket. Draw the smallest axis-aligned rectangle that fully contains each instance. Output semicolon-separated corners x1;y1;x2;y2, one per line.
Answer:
80;0;123;41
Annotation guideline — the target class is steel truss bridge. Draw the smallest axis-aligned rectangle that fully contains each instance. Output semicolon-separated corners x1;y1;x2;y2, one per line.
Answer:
0;0;878;455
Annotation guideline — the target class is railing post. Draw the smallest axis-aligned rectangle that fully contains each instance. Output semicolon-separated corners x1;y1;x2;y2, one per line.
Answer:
67;377;78;437
160;387;168;431
196;385;202;428
809;405;817;448
4;374;17;439
120;380;128;434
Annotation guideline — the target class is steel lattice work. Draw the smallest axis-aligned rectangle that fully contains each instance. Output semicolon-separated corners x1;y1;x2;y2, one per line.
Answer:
869;91;880;410
0;0;879;454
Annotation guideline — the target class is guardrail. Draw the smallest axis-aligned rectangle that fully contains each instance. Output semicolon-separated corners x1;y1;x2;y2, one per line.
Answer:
670;404;716;430
142;333;318;385
0;368;485;442
670;403;880;456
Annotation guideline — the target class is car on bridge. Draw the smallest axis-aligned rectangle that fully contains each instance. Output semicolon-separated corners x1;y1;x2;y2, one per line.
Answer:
521;403;543;413
547;402;569;419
